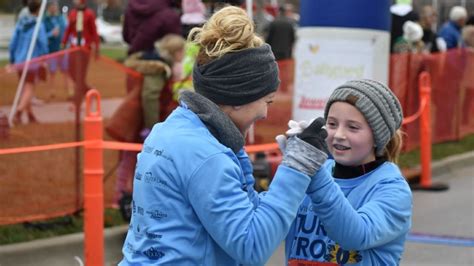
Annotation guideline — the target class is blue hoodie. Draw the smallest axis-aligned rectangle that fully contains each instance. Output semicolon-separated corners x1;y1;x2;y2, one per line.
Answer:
119;105;311;265
9;15;49;65
438;21;463;49
43;13;67;53
286;160;412;265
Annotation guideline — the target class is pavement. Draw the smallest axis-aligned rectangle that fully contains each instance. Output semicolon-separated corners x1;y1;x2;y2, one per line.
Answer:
0;151;473;265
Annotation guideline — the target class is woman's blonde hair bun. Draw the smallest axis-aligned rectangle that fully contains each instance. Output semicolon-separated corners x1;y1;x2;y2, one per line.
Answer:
189;5;264;59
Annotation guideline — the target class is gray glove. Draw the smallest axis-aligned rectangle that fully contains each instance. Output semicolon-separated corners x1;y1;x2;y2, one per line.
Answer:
281;118;329;176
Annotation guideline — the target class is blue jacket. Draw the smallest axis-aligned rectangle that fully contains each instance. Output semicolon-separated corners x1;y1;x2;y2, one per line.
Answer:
43;13;67;53
286;160;412;265
9;15;49;64
438;21;463;49
120;105;311;265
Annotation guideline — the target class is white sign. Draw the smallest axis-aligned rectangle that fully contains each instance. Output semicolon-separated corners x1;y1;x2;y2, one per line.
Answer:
293;27;389;121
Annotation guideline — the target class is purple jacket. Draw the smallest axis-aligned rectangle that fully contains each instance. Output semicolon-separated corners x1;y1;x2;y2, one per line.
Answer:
123;0;181;54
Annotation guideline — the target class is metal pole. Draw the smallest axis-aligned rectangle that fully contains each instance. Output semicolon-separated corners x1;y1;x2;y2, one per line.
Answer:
8;0;48;126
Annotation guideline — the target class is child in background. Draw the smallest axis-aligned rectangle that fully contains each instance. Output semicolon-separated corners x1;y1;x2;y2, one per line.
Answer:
393;20;425;53
171;41;199;101
124;33;185;131
283;79;412;265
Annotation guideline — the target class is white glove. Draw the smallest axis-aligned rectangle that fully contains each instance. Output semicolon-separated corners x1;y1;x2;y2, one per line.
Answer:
275;119;314;154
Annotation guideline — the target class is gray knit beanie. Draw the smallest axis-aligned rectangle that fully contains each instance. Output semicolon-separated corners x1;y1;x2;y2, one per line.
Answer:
193;44;280;106
324;79;403;156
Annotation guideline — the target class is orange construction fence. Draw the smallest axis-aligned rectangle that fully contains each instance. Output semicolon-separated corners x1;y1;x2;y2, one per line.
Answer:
0;47;143;226
389;49;474;151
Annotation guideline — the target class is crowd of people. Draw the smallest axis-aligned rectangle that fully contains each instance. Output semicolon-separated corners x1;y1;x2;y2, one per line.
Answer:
390;0;473;53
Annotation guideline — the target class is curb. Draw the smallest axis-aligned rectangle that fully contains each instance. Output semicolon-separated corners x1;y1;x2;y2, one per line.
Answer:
1;152;473;265
430;151;474;177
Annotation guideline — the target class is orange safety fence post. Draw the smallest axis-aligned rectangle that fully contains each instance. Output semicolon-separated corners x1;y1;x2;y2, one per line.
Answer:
83;89;105;265
411;71;449;191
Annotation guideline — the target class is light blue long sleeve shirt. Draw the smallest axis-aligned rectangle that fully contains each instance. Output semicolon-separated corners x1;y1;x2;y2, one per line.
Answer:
120;106;311;265
286;160;412;265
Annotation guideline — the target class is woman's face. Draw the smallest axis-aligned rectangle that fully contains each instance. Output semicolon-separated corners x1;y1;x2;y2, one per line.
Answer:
326;101;376;166
223;92;276;136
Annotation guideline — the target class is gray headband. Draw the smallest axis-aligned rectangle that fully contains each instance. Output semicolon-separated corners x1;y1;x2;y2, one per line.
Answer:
193;43;280;106
324;79;403;156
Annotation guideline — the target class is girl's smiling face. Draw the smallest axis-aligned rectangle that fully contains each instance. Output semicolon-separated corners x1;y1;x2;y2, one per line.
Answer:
326;101;376;166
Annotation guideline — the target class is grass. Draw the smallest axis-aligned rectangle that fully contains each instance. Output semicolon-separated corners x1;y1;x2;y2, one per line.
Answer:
0;209;126;244
100;46;127;62
399;133;474;168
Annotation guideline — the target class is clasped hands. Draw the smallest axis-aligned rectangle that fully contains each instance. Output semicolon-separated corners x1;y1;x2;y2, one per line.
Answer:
276;118;330;155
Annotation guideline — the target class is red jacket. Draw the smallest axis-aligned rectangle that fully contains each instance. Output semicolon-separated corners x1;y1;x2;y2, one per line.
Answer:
62;8;100;51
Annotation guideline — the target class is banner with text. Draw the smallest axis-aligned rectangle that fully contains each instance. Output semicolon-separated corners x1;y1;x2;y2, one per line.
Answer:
293;28;389;120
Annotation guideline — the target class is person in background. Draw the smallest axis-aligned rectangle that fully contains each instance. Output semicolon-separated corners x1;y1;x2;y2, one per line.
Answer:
44;0;68;100
180;0;207;39
438;6;468;49
124;34;186;137
265;4;296;60
8;0;49;124
61;0;100;98
283;79;412;265
252;3;274;39
15;0;30;22
122;0;181;56
390;0;419;53
119;6;329;265
281;3;299;28
393;20;425;53
462;25;474;50
44;0;66;54
101;0;123;24
62;0;99;54
419;5;446;53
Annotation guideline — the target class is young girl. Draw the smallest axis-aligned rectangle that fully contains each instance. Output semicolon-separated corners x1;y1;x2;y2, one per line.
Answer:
285;79;413;265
